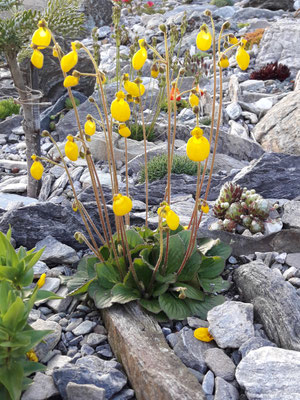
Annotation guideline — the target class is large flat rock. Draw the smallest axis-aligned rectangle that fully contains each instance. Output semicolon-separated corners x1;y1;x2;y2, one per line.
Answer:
101;302;206;400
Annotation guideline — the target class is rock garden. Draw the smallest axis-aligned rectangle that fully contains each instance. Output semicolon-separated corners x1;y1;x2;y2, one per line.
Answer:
0;0;300;399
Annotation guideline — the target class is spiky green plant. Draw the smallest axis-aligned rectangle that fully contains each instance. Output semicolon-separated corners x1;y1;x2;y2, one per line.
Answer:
0;98;20;120
210;0;233;6
139;154;199;183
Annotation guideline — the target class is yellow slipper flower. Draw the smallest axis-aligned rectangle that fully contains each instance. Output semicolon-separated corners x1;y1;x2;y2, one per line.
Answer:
236;46;250;71
196;26;212;51
118;124;131;138
194;327;214;342
84;117;96;136
219;55;229;69
31;21;51;49
111;91;131;122
65;136;79;161
132;39;147;71
61;42;78;73
189;93;199;107
31;49;44;69
63;75;79;88
157;204;180;231
113;194;133;216
30;155;44;180
186;136;210;162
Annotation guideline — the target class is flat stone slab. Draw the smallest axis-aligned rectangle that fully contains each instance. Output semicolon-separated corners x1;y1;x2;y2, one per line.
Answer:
101;302;206;400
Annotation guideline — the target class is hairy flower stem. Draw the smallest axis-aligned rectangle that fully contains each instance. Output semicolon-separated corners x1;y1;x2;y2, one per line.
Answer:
148;217;164;293
125;138;130;226
177;16;222;277
164;31;172;205
48;135;103;261
139;96;149;227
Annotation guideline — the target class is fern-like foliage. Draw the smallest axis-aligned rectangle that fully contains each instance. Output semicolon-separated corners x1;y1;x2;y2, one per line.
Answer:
42;0;85;37
0;0;84;55
0;0;22;11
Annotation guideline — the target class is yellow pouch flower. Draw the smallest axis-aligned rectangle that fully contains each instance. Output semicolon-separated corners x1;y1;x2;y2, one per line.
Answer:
111;91;131;122
124;80;145;97
132;39;147;71
113;194;133;216
119;124;131;138
196;29;212;51
189;93;199;107
31;49;44;69
37;273;46;288
63;75;79;88
201;204;209;214
219;55;229;69
30;155;44;180
186;136;210;162
236;46;250;71
31;25;51;49
194;327;214;342
65;136;79;161
157;204;180;231
61;43;78;73
84;118;96;136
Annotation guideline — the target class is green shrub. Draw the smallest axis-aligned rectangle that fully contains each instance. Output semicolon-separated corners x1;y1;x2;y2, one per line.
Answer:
237;22;250;29
200;117;211;126
130;123;156;142
210;0;233;7
160;98;189;113
65;96;80;110
139;154;200;183
0;98;20;120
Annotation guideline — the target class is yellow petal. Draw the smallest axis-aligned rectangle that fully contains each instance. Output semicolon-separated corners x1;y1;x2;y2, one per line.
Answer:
65;139;79;161
63;75;79;88
61;51;78;73
132;48;147;71
186;136;210;162
84;119;96;136
196;30;212;51
111;98;131;122
32;27;51;49
37;273;46;288
236;47;250;71
113;194;133;216
194;327;214;342
166;210;180;230
30;160;44;180
31;49;44;69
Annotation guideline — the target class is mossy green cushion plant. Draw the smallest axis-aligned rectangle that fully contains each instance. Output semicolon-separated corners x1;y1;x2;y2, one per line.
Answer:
0;98;20;120
139;154;199;183
210;0;233;7
129;123;156;142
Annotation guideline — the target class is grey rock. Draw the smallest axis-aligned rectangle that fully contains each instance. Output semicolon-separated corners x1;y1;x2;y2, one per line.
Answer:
213;5;235;19
226;102;242;120
47;286;73;313
31;319;62;362
187;317;209;329
232;153;300;200
35;235;79;265
234;6;284;19
228;120;248;139
286;253;300;269
242;0;294;10
207;301;254;349
282;200;300;228
66;318;83;332
0;115;23;139
0;192;36;210
111;388;135;400
288;277;300;287
21;372;59;400
72;320;97;336
86;332;107;347
253;92;300;155
234;261;300;350
41;277;60;293
81;343;95;356
214;377;239;400
239;337;276;358
66;382;105;400
256;19;300;75
38;174;53;202
283;266;298;280
173;327;216;374
47;354;72;371
52;365;127;399
204;348;236;381
236;347;300;400
33;260;49;277
201;370;214;395
240;80;265;92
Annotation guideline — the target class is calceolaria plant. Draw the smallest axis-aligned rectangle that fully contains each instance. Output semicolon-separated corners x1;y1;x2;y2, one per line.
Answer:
28;11;250;320
0;229;62;400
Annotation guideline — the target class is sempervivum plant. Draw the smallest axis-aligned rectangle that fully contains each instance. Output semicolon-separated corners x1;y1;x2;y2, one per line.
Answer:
213;182;272;234
250;62;290;82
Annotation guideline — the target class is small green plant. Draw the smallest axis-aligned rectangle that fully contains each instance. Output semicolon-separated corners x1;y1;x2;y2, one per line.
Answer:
0;228;62;400
210;0;233;6
200;117;211;126
237;22;250;29
160;98;189;113
129;123;156;142
0;98;20;120
213;182;272;234
139;154;199;183
65;96;80;110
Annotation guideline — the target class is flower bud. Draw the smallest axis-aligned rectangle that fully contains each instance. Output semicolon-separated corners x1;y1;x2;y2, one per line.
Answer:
159;24;167;33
